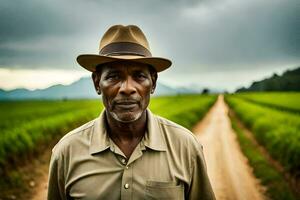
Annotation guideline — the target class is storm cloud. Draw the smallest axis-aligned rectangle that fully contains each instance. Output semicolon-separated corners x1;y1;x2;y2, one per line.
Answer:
0;0;299;90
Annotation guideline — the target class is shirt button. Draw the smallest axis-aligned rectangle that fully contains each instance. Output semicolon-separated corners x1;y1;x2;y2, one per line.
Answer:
125;166;129;169
121;158;126;165
124;183;130;189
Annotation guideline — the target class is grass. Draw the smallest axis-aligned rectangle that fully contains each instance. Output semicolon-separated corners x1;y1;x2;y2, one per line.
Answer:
235;92;300;114
225;95;300;175
0;100;101;130
150;94;217;129
0;100;103;168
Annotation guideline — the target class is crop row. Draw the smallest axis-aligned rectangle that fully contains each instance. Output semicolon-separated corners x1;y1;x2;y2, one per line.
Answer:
0;100;100;130
0;95;217;172
229;114;296;200
234;92;300;113
150;94;217;129
0;104;103;167
225;95;300;174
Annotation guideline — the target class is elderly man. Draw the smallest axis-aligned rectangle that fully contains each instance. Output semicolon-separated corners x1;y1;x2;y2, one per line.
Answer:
48;25;215;200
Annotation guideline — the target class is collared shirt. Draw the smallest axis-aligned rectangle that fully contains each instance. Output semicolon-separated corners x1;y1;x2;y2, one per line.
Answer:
47;109;215;200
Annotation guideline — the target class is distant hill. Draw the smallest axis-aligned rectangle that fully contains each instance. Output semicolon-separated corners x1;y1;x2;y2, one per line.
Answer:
0;77;199;100
236;66;300;92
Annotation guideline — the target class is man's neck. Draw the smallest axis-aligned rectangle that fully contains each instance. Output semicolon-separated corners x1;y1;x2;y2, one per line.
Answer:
105;111;147;158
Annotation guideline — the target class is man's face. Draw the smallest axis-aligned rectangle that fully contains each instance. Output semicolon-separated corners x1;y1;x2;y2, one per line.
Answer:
93;61;156;123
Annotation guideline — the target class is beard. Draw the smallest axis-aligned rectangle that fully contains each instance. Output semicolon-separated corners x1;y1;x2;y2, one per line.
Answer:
109;109;144;123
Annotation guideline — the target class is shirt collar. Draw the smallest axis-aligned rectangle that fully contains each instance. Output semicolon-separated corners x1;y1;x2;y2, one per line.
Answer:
89;110;110;155
89;109;167;155
143;109;167;151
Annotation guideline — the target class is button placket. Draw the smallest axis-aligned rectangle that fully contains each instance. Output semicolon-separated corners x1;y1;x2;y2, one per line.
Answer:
121;159;132;200
120;140;143;199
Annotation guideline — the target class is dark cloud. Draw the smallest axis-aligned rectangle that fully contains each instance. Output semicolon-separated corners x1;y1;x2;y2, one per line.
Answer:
0;0;76;42
156;0;300;72
0;0;299;78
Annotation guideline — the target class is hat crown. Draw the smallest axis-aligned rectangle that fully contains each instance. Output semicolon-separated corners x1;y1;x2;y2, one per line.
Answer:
76;24;172;73
99;25;150;52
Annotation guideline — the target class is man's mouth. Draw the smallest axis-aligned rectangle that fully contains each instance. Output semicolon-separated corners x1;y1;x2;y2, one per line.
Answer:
114;100;139;109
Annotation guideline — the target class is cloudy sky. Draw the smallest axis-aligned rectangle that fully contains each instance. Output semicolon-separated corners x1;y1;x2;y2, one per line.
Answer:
0;0;299;92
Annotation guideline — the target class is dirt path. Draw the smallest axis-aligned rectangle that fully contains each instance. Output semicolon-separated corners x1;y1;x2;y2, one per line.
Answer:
29;150;50;200
31;170;48;200
32;95;266;200
193;95;266;200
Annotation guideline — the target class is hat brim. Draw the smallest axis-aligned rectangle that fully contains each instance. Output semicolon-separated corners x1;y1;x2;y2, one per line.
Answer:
77;54;172;72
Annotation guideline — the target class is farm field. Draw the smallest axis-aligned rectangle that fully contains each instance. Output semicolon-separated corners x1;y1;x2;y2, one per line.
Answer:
225;92;300;199
0;100;103;167
0;94;217;176
233;92;300;113
225;94;300;174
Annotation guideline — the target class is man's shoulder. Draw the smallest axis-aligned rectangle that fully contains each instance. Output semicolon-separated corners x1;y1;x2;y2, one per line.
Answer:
52;118;96;154
154;114;203;149
155;114;190;133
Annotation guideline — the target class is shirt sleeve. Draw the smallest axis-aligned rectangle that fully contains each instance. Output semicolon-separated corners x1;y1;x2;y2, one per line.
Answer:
47;147;66;200
187;142;216;200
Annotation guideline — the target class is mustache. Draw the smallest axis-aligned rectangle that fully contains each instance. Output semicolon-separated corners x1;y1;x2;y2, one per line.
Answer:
113;98;140;104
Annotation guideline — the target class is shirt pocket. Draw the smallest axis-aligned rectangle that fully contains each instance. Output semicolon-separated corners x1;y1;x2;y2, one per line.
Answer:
144;181;184;200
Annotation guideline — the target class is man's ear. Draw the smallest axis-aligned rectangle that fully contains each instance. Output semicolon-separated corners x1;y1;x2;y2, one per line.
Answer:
92;72;101;95
150;72;158;94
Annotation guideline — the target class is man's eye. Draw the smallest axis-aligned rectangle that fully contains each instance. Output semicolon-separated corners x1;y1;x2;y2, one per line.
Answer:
135;73;147;80
106;74;119;80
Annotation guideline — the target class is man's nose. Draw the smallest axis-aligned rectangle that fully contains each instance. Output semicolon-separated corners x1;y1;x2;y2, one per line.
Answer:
119;76;137;95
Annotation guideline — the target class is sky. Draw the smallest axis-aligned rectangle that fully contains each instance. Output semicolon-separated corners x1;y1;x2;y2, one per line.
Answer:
0;0;299;92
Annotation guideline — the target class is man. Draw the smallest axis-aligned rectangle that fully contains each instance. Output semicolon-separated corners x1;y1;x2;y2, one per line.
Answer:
48;25;215;200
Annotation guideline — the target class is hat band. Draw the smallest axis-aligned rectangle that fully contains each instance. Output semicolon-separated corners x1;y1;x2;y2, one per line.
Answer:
100;42;152;57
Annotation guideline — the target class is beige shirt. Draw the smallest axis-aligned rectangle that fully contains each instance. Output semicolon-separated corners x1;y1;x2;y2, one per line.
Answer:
48;109;215;200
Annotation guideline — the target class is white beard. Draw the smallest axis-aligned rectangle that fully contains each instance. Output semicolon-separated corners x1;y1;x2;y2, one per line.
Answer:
110;110;143;123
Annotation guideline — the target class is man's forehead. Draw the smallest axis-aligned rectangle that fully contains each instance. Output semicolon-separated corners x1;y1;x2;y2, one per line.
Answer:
102;61;150;72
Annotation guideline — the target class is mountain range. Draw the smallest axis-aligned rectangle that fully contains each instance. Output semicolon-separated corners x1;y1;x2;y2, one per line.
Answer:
0;77;199;100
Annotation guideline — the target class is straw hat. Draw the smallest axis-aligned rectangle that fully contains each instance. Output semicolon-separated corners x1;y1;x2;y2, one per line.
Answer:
77;25;172;72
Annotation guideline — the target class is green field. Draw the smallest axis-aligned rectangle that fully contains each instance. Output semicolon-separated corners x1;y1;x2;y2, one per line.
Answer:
234;92;300;113
226;92;300;199
0;95;217;172
225;93;300;175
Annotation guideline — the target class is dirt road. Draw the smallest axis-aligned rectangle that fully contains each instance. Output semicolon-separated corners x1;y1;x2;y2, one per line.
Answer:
194;95;266;200
32;95;266;200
